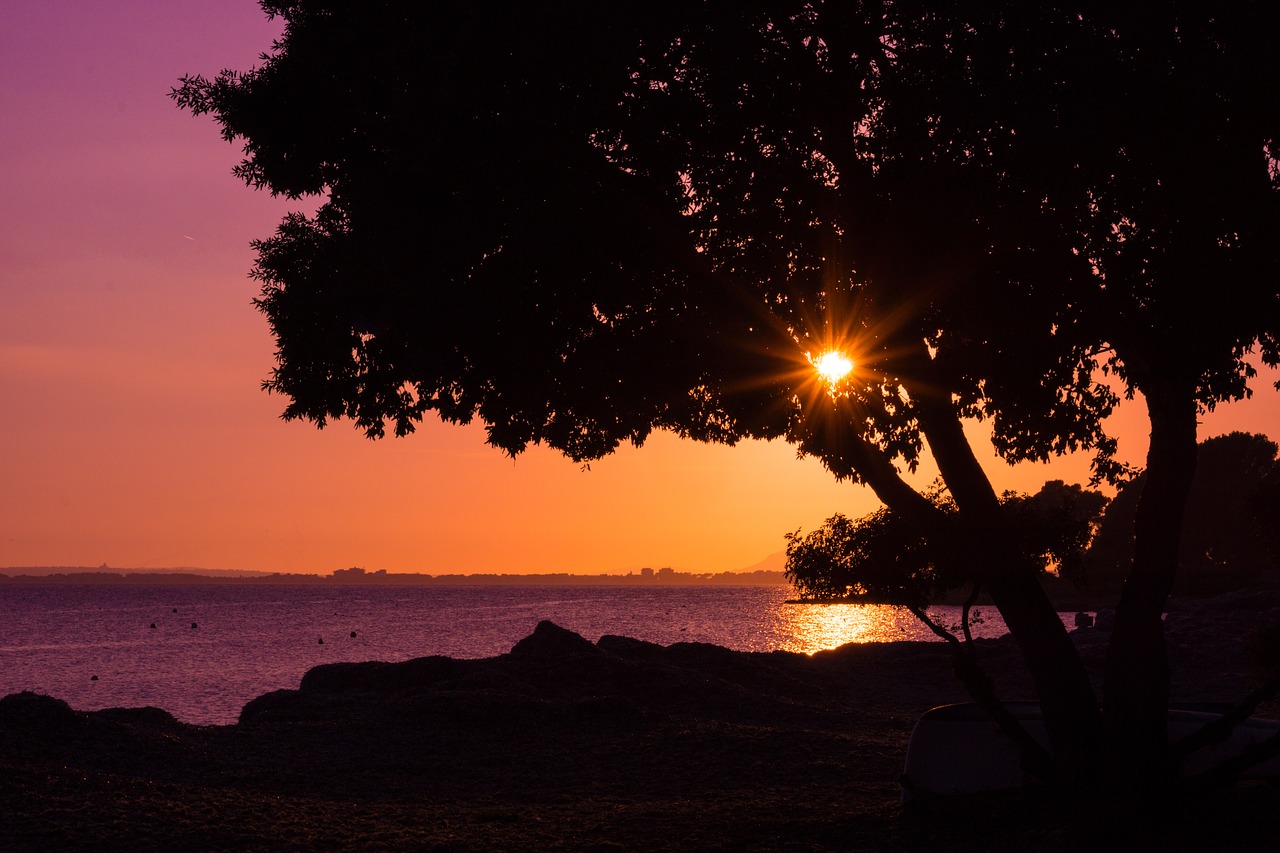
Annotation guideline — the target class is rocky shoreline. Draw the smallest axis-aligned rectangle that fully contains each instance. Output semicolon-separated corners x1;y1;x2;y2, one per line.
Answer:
2;594;1279;851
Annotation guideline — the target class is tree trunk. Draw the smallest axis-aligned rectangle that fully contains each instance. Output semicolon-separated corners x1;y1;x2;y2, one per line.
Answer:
914;391;1103;788
1102;382;1199;797
800;385;1103;787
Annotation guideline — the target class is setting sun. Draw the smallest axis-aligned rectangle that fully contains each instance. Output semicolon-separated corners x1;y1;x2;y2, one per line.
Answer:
811;350;854;385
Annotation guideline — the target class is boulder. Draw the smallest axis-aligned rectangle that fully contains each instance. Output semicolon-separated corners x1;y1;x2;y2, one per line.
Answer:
508;620;599;660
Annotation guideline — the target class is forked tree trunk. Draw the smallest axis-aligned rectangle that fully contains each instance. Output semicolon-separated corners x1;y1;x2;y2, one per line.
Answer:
1102;382;1199;797
913;393;1103;788
805;388;1104;787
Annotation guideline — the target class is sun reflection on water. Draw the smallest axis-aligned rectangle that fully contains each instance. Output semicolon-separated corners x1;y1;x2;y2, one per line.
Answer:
761;599;1013;655
769;602;925;653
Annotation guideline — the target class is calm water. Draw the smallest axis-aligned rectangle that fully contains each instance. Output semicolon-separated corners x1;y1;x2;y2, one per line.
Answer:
0;584;1038;725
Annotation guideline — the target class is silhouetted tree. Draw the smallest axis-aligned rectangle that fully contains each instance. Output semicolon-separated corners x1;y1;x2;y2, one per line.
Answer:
1005;481;1110;590
176;1;1280;794
1089;433;1280;595
786;480;1105;604
785;495;958;609
1023;6;1280;792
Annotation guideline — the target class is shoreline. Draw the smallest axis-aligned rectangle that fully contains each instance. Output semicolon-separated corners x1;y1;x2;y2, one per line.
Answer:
3;594;1279;850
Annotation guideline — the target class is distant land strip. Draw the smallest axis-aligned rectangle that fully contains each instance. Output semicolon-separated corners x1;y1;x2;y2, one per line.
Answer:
0;566;789;586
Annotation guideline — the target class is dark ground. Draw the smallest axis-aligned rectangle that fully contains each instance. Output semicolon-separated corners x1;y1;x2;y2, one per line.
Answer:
2;591;1278;852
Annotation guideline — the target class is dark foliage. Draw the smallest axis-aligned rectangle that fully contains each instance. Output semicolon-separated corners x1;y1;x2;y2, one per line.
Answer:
1004;481;1110;589
175;1;1280;793
785;480;1106;604
1089;433;1280;595
173;1;1130;474
785;504;955;607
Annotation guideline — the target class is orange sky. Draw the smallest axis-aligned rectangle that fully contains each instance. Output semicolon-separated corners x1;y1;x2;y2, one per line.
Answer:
3;2;1278;575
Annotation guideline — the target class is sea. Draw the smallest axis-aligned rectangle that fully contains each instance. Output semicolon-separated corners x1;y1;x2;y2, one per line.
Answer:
0;583;1063;726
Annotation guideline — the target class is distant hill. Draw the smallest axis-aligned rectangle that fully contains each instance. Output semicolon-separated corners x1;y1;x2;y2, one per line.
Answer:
737;551;786;574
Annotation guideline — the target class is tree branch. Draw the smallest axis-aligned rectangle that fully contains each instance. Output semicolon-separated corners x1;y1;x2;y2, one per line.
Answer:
906;604;1057;784
961;583;980;646
1172;668;1280;762
1174;668;1280;789
1185;728;1280;792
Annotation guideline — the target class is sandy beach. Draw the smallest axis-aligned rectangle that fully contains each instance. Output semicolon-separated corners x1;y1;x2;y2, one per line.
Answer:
2;592;1278;852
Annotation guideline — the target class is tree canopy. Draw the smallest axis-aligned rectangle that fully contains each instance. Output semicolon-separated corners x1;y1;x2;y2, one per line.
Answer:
175;1;1128;475
177;0;1280;794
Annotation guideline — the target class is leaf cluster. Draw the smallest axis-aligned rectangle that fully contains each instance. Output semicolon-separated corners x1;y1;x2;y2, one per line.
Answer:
171;1;1131;479
785;480;1107;604
172;1;1280;491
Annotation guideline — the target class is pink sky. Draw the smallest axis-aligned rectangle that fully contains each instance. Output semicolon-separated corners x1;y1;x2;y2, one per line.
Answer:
2;2;1278;575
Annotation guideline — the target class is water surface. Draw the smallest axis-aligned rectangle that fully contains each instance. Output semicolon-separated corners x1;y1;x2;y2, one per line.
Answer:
0;584;1049;724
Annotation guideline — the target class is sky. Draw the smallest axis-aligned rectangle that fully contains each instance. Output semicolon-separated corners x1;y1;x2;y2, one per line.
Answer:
3;2;1279;575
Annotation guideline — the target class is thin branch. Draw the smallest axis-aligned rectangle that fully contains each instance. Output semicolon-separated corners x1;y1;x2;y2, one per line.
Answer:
1186;728;1280;792
906;603;961;646
1172;668;1280;760
906;603;1057;785
1175;668;1280;789
961;583;981;646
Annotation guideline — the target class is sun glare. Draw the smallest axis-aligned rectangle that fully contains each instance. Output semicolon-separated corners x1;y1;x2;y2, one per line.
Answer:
812;350;854;385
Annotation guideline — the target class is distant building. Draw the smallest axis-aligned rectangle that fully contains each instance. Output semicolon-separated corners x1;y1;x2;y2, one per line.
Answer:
331;567;389;580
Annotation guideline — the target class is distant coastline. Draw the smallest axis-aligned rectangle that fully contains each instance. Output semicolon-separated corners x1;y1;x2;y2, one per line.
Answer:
0;565;789;586
0;565;1136;608
0;565;1116;606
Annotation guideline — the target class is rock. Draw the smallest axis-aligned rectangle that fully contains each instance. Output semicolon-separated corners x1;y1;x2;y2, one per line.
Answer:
509;621;599;660
239;689;304;723
596;634;666;658
299;655;461;693
571;695;644;720
0;692;79;730
94;706;181;730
